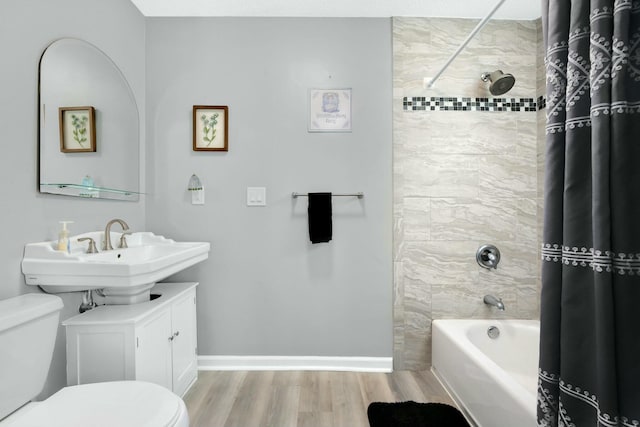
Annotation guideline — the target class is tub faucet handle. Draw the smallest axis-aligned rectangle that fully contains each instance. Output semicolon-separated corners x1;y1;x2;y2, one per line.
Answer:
476;244;500;269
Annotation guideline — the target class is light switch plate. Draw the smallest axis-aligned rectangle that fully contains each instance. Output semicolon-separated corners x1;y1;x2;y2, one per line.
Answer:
247;187;266;206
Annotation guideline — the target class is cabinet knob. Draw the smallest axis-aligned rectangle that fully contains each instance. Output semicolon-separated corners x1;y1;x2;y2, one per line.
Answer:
168;335;174;341
174;331;180;337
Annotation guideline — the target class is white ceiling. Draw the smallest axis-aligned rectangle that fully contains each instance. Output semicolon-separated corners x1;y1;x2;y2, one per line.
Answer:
129;0;541;20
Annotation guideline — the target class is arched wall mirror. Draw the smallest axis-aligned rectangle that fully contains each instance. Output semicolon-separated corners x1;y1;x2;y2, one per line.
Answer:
38;38;140;201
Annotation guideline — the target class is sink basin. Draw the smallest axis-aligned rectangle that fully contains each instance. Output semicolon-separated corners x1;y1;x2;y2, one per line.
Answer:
22;232;210;303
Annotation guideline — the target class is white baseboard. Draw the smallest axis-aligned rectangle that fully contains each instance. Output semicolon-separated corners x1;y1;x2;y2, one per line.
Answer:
198;355;393;372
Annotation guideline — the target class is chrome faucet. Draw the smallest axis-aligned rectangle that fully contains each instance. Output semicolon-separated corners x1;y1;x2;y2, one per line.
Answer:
103;218;130;250
483;294;505;311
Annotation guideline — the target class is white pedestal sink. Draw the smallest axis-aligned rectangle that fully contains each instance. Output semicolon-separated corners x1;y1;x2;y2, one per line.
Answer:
21;232;210;304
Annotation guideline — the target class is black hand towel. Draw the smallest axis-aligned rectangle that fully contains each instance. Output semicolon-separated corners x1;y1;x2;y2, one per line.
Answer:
308;192;332;243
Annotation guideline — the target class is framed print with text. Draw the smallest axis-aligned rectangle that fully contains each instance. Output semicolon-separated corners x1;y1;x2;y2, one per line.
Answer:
308;89;351;132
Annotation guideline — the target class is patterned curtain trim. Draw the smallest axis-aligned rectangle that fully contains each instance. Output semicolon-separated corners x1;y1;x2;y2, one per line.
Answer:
538;369;560;427
545;3;640;137
545;99;640;133
538;370;639;427
607;101;640;112
541;243;640;274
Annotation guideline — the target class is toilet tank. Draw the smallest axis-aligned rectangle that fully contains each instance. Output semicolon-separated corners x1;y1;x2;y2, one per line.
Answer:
0;293;63;420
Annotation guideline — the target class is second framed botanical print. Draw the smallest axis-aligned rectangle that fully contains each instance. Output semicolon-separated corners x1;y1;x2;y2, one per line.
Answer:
59;106;96;153
193;105;228;151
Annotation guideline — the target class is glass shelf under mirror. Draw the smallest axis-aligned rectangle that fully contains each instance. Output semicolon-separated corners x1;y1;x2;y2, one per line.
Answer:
40;183;141;201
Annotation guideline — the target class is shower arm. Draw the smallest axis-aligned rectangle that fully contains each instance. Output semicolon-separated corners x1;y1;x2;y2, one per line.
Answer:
425;0;506;89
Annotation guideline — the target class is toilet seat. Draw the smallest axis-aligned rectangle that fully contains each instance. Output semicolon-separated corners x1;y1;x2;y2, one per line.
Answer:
2;381;188;427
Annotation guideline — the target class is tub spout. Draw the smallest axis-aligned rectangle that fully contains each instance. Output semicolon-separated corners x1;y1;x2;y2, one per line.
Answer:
484;294;505;310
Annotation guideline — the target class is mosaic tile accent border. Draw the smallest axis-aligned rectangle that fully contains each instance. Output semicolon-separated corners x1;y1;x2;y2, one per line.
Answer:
537;95;546;109
403;96;547;112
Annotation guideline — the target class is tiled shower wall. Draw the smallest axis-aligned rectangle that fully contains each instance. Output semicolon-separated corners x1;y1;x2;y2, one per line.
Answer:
393;17;544;370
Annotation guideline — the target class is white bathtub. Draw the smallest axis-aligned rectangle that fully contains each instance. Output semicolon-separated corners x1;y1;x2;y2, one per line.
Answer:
432;319;539;427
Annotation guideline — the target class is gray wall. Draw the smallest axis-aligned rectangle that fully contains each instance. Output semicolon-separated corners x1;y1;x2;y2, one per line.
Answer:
0;0;146;397
146;18;393;358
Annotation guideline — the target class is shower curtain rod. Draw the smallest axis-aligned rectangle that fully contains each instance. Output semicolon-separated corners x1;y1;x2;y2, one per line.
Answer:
425;0;507;89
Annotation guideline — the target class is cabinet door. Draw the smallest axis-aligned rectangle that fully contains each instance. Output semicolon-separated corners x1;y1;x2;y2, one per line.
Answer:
171;290;198;396
65;324;135;385
135;308;173;390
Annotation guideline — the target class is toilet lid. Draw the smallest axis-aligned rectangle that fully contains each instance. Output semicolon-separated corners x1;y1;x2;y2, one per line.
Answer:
6;381;184;427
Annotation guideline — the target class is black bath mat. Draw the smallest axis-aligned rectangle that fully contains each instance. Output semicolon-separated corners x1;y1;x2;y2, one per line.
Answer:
367;401;470;427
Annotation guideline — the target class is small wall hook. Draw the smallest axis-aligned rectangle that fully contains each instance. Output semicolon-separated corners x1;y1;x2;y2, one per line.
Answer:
188;174;204;205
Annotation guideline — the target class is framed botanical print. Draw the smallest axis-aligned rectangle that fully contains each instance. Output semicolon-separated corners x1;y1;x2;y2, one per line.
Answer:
193;105;228;151
59;106;96;152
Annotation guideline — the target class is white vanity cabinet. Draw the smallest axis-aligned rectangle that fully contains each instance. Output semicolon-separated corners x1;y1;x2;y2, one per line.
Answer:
63;282;198;397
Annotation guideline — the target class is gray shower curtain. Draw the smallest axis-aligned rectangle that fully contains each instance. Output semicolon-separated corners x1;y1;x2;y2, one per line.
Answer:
538;0;640;426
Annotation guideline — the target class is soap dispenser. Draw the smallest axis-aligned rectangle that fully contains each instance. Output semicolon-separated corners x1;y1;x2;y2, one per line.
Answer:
57;221;74;253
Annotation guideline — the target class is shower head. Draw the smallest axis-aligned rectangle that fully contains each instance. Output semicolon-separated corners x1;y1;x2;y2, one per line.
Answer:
481;70;515;96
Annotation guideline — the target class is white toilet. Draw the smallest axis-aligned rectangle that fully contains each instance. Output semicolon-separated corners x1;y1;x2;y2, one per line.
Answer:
0;293;190;427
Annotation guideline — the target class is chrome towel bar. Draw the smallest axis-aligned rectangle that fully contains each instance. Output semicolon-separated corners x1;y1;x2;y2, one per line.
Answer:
292;192;364;199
